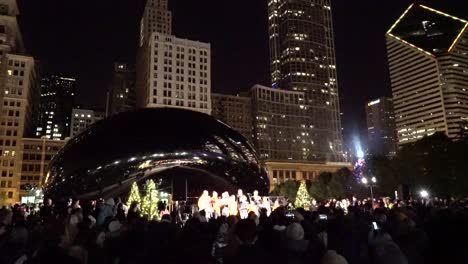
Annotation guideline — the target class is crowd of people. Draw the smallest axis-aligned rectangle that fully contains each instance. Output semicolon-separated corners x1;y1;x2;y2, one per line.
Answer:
0;194;467;264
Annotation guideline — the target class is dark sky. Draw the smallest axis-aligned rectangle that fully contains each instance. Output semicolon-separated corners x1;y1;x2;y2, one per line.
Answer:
18;0;468;148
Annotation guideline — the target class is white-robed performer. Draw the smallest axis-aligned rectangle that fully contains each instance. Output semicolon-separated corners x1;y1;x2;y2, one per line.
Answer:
252;190;261;205
259;196;272;216
238;195;249;219
221;192;230;217
197;190;212;218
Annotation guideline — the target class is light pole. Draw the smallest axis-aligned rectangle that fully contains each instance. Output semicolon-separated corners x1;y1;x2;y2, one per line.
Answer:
362;176;377;202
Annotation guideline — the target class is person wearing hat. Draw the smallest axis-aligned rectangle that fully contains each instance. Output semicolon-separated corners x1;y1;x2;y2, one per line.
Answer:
97;198;115;226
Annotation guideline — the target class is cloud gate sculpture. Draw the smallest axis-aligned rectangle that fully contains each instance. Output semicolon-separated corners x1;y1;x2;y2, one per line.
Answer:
44;108;269;201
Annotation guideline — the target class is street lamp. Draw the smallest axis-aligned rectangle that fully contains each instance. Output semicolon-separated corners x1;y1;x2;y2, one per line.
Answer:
362;176;376;202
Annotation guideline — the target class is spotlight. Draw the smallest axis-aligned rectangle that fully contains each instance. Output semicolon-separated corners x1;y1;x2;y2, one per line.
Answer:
420;190;429;198
371;177;377;183
361;177;368;184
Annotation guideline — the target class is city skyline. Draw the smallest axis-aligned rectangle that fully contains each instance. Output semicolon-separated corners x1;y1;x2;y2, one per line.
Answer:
19;0;468;148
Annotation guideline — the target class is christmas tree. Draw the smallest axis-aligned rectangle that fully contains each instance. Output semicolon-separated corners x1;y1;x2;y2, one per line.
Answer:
141;179;159;220
126;182;141;208
295;181;311;210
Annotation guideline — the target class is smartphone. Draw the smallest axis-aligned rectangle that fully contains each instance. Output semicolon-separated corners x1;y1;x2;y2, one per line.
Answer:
319;214;328;220
372;221;379;230
285;212;294;219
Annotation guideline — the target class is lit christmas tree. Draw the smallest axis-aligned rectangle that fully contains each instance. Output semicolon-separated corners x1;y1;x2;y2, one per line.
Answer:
141;179;159;220
126;182;141;208
295;181;311;210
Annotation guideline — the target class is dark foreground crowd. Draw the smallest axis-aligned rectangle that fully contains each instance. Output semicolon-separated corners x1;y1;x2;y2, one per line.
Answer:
0;197;468;264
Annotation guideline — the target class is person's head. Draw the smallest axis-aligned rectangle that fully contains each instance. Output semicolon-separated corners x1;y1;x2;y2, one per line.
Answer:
237;189;243;196
161;214;172;223
253;190;258;196
286;223;305;241
44;198;52;206
235;219;257;245
248;213;259;226
203;190;208;196
0;208;12;225
88;227;106;248
212;191;218;198
130;201;140;212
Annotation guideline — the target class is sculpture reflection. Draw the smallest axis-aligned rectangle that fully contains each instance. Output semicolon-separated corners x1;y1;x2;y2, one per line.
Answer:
44;108;269;200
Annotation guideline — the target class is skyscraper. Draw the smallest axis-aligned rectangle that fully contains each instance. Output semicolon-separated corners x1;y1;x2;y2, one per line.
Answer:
251;84;308;160
0;0;39;205
107;63;136;116
366;97;397;157
136;0;211;115
36;74;75;140
267;0;343;161
211;93;252;140
387;4;468;144
139;0;172;46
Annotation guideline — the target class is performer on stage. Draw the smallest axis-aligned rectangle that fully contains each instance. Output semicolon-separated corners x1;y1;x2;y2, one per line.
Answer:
197;190;211;216
252;190;261;205
221;192;230;217
259;196;271;216
272;199;280;212
238;195;249;219
211;191;221;218
248;200;259;216
228;195;238;216
236;189;244;203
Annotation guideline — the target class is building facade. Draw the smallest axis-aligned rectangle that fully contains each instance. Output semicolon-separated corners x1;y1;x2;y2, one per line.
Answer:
266;161;352;191
139;0;172;46
107;63;136;116
19;138;65;201
251;84;311;161
36;74;75;140
70;108;105;138
387;4;468;144
267;0;343;161
0;0;39;205
211;93;252;140
137;32;211;115
366;97;397;157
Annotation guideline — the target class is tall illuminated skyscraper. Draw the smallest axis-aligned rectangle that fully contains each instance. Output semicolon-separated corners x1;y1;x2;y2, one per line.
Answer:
36;74;76;140
387;4;468;144
366;97;397;157
267;0;343;161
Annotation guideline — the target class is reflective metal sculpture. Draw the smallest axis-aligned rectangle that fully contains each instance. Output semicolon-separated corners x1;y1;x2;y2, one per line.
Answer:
44;108;269;200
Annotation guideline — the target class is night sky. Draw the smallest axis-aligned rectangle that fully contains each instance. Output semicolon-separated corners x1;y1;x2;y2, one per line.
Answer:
18;0;468;148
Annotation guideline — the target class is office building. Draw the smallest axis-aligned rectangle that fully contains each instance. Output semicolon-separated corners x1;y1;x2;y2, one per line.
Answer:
0;0;39;205
70;108;105;137
366;97;397;157
139;0;172;46
387;4;468;144
211;93;252;140
137;32;211;115
251;84;309;160
107;63;136;116
19;138;65;201
36;74;75;140
137;0;211;115
267;0;343;161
